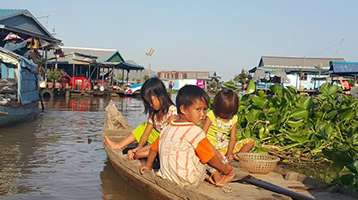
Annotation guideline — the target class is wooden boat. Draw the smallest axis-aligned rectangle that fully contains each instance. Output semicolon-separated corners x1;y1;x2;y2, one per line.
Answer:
103;101;356;200
0;47;40;126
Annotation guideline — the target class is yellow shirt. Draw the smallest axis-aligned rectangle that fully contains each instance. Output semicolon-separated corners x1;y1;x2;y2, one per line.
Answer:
206;110;238;149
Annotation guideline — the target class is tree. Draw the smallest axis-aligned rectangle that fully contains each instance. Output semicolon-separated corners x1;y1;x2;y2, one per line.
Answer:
207;72;222;94
234;69;252;85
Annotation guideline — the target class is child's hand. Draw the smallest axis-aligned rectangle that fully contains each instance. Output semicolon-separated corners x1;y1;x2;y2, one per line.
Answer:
140;165;152;174
127;147;139;160
226;153;234;161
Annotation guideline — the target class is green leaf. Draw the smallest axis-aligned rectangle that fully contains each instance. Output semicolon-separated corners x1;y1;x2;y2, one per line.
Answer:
270;84;283;97
257;90;265;97
259;127;265;139
353;134;358;146
286;120;305;128
286;133;307;143
339;108;354;122
243;128;251;138
245;109;260;123
289;110;308;120
326;110;338;120
323;149;352;167
339;173;354;185
252;96;266;109
246;80;256;94
353;160;358;173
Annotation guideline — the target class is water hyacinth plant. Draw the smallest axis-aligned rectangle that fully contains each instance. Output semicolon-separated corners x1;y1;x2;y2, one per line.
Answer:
227;82;358;190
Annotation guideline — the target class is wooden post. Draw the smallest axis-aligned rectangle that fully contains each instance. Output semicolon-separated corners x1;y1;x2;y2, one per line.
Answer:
88;64;91;79
110;65;113;86
44;49;48;81
122;69;124;84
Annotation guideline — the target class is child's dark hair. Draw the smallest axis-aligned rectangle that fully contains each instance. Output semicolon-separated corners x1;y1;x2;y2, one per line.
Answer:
176;85;209;114
140;77;174;117
212;88;239;119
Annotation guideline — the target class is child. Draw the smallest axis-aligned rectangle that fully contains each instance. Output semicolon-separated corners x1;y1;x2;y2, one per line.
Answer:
140;85;234;187
202;89;255;161
104;77;177;159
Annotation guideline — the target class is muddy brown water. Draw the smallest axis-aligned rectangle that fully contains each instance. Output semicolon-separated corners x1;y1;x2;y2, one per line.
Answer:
0;96;148;200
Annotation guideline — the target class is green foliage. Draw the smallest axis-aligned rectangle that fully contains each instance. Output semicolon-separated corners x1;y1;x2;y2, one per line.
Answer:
235;83;358;190
234;69;251;84
47;69;62;82
207;72;222;94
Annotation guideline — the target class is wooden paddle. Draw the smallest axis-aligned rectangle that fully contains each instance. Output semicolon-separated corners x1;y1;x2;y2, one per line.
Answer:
232;171;315;200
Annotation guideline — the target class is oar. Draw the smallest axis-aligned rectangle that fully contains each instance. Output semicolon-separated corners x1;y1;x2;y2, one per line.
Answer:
232;172;315;200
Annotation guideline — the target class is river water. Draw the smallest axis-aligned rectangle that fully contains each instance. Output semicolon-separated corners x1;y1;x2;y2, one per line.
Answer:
0;96;148;200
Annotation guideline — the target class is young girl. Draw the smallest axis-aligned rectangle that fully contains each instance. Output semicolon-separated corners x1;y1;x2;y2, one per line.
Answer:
203;89;255;161
104;77;177;159
140;85;234;187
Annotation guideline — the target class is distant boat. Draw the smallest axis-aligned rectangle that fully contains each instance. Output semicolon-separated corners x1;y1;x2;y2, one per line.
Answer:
0;47;40;126
124;82;143;96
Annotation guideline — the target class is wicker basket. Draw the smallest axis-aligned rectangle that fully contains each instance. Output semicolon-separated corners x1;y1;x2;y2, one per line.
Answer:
236;153;280;174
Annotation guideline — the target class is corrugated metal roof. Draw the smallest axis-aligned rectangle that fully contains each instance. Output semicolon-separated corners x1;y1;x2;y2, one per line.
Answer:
329;61;358;75
0;9;60;44
259;56;345;70
47;46;144;70
48;46;123;64
116;62;144;71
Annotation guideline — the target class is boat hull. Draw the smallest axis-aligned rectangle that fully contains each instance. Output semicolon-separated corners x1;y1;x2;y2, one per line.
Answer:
0;101;39;126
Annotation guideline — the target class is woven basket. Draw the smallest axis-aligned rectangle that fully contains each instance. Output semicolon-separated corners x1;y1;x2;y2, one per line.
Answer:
236;153;280;174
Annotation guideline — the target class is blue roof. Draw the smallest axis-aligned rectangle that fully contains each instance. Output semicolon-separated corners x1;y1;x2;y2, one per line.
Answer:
330;61;358;75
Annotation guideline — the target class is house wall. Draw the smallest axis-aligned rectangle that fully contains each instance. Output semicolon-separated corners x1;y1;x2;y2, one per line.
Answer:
157;71;209;80
284;73;329;90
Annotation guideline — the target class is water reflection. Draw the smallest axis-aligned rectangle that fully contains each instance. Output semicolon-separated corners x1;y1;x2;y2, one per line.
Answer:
100;160;146;200
0;122;39;195
0;96;147;200
43;96;111;112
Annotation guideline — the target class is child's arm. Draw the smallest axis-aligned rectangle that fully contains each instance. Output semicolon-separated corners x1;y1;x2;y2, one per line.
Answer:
195;138;233;175
140;139;159;174
202;117;212;134
226;122;237;160
208;152;233;175
137;123;154;147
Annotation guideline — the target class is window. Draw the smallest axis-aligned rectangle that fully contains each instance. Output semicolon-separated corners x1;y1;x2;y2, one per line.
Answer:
299;73;307;80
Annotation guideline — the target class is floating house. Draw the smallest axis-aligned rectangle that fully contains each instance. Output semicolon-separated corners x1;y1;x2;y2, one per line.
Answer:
329;61;358;77
329;61;358;91
249;56;345;91
157;70;210;90
0;9;60;125
47;46;144;92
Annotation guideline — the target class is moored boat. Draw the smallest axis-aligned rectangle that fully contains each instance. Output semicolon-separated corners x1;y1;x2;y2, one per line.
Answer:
103;101;356;200
0;47;40;126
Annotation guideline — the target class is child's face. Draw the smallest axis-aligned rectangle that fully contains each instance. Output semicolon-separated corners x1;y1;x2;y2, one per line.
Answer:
150;96;161;111
181;99;207;124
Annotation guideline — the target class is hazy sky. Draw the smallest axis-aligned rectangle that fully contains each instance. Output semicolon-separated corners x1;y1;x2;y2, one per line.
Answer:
2;0;358;80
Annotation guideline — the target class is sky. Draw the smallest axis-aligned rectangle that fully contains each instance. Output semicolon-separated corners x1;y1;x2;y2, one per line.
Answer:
2;0;358;80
